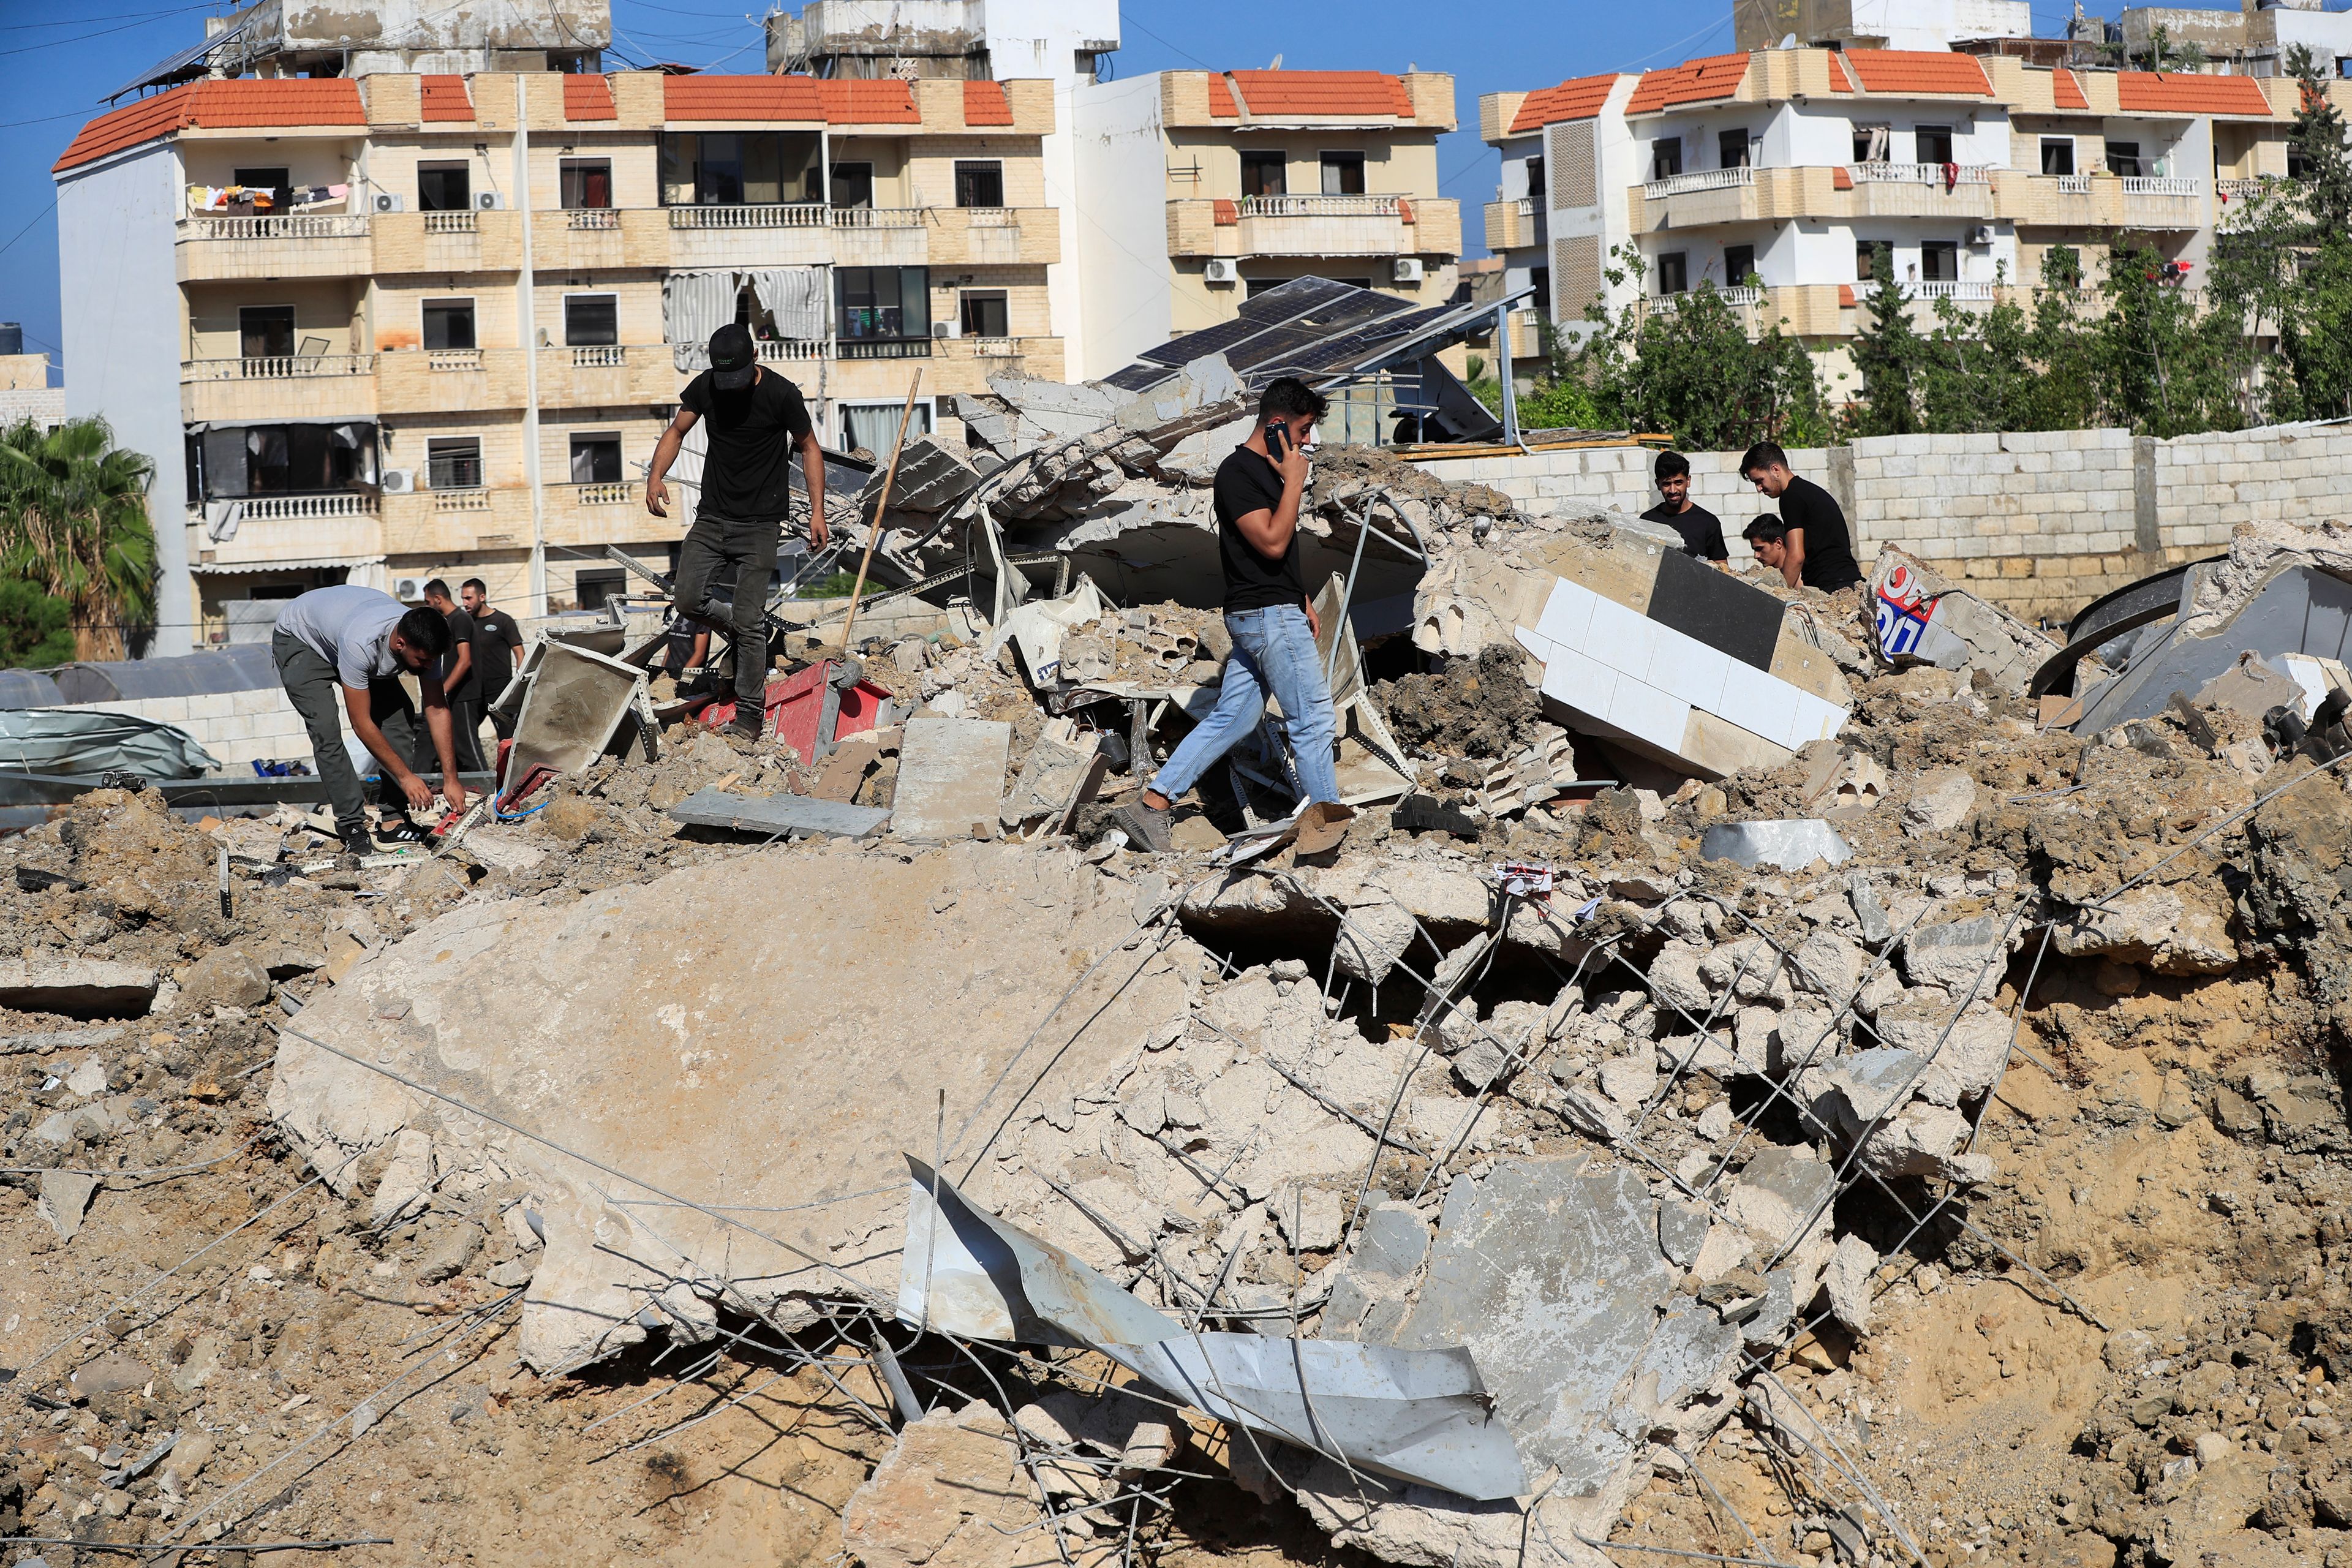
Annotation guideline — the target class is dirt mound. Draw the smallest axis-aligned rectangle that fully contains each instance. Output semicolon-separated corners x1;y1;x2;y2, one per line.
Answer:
1373;645;1546;759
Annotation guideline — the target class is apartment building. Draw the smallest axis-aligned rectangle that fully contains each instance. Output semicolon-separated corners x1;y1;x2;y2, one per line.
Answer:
53;68;1063;652
1071;69;1462;379
1482;47;2326;390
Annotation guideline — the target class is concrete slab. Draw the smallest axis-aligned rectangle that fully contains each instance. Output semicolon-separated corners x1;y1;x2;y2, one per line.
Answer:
669;788;891;840
893;718;1013;840
0;960;159;1019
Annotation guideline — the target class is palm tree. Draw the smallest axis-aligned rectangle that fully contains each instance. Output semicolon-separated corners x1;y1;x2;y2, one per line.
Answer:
0;417;157;662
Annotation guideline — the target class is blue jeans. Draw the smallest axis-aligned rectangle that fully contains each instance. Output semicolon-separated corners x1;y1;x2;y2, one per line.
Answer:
1150;603;1341;806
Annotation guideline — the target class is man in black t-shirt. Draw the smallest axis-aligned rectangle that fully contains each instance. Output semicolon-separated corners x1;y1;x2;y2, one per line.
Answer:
459;578;524;741
1114;378;1343;854
420;579;485;770
646;322;827;739
1739;440;1863;594
1640;450;1728;568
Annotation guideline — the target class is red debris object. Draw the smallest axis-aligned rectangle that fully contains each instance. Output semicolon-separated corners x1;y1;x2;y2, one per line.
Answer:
700;659;894;759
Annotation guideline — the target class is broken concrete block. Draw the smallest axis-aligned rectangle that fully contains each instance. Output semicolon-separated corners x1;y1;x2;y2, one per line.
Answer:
1646;941;1713;1016
892;718;1013;840
1901;912;2015;993
1597;1051;1657;1110
841;1403;1035;1568
69;1352;152;1400
998;732;1106;836
65;1057;108;1097
1869;548;2052;693
1273;1187;1344;1252
1847;873;1893;946
2051;883;2239;976
0;959;159;1019
1872;1000;2011;1098
1902;768;1978;838
1856;1102;1996;1184
669;788;891;840
1723;1146;1836;1254
1823;1235;1879;1336
178;947;272;1012
37;1169;98;1243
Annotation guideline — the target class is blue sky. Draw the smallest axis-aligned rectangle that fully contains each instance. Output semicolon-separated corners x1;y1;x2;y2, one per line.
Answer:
0;0;2217;388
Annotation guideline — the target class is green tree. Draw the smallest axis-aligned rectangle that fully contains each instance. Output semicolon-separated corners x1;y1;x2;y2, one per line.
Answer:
1917;270;2036;434
0;417;157;662
0;578;76;669
2018;247;2102;431
1848;243;1926;436
2288;44;2352;236
2094;241;2239;436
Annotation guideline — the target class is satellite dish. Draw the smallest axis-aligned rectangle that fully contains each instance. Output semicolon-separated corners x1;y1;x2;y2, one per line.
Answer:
1268;53;1283;70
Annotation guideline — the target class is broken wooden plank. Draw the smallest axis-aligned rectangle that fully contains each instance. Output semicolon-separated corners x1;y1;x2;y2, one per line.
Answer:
668;788;891;840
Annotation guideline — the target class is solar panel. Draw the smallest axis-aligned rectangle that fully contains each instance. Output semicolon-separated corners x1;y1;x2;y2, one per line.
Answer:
1102;363;1169;393
1106;277;1504;396
1139;277;1406;368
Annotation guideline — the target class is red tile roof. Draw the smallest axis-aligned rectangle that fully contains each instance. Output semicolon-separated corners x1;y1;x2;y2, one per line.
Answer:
2052;68;2088;111
564;74;617;121
2116;71;2273;117
1213;199;1238;225
1207;73;1239;117
1825;53;1855;94
962;79;1013;127
55;78;364;173
1627;54;1750;116
818;77;921;124
1226;70;1413;119
1838;284;1857;308
1832;167;1854;190
662;74;827;122
1842;50;1992;97
1509;74;1617;135
420;75;473;122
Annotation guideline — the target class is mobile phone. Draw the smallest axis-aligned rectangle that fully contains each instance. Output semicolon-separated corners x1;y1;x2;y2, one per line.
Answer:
1265;421;1290;464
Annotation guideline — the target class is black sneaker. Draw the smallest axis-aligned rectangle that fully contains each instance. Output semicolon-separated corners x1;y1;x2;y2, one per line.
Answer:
371;816;429;849
1112;801;1174;854
340;829;375;859
729;710;764;744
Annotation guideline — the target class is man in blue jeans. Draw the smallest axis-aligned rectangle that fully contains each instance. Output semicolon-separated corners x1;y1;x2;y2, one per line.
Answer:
1115;377;1344;852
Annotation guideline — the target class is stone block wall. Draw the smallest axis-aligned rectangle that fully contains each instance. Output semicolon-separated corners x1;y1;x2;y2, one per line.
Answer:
71;688;312;771
1414;419;2352;623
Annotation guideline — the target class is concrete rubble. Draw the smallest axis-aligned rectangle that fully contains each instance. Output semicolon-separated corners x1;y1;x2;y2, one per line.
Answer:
16;432;2352;1568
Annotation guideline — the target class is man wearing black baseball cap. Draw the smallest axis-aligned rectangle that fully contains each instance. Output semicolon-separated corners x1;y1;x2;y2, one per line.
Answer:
646;322;827;739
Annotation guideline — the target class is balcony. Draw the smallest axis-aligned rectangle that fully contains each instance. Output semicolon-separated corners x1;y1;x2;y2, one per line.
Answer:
933;335;1067;385
665;202;834;268
537;207;671;271
829;208;931;268
1642;284;1853;340
176;213;373;283
671;337;832;374
536;344;677;408
1999;173;2206;230
929;207;1061;268
382;484;666;559
1842;163;1997;220
1485;197;1543;253
1632;164;2005;233
181;353;377;422
1168;195;1458;260
377;347;526;415
187;491;383;572
2217;176;2274;202
1645;167;1753;201
372;209;522;274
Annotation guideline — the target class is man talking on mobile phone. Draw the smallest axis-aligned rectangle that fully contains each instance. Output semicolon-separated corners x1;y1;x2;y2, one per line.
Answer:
1115;377;1345;852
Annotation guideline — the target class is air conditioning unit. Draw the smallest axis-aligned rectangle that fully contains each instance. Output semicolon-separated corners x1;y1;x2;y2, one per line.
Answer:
1968;225;1997;246
933;320;956;338
1393;257;1426;285
1203;258;1240;285
372;191;404;214
395;576;426;602
475;190;508;211
381;469;415;494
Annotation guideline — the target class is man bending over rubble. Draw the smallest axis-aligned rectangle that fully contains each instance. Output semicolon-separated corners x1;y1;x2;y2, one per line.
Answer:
1115;377;1344;852
644;322;828;741
1740;441;1863;595
270;584;467;858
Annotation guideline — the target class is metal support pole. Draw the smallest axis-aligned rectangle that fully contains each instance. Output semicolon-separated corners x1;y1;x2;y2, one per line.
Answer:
516;76;547;616
1494;298;1522;451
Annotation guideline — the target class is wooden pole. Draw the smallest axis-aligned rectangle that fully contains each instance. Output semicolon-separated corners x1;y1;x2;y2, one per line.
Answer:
834;372;922;654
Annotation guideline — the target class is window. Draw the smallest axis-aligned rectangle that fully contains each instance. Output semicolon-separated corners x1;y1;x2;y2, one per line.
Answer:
2041;138;2076;178
239;305;295;360
426;437;483;490
1320;151;1366;195
1530;266;1551;312
560;158;612;209
954;160;1005;208
1915;125;1954;165
1724;244;1756;286
1853;124;1890;163
1652;138;1684;181
1718;129;1751;169
1241;152;1287;198
1856;240;1882;279
232;165;291;208
829;161;875;209
959;290;1009;338
194;422;375;499
564;293;617;347
573;570;627;612
1920;241;1958;282
422;300;477;351
660;132;821;206
842;401;932;455
836;266;932;341
2291;141;2315;179
569;433;621;484
1657;251;1689;295
418;162;472;211
1525;156;1545;202
2106;140;2143;178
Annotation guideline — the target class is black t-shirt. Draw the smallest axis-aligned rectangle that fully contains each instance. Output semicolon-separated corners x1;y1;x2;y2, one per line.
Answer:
1214;446;1303;613
1779;475;1863;592
1642;500;1728;562
438;606;478;703
680;368;815;522
473;608;522;695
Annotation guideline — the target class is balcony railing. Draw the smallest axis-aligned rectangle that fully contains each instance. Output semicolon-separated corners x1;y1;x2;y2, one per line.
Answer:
184;353;374;382
2123;176;2204;197
565;208;620;230
568;345;627;368
1648;286;1764;312
423;211;479;234
427;349;483;372
574;482;635;507
666;203;828;229
838;338;934;360
963;337;1028;358
434;489;492;511
831;206;927;228
1857;279;1994;302
199;492;380;524
963;206;1019;227
2217;176;2272;200
1516;197;1536;217
669;338;831;370
1645;167;1752;200
1848;162;1993;186
1237;195;1404;218
180;214;371;241
2056;175;2092;195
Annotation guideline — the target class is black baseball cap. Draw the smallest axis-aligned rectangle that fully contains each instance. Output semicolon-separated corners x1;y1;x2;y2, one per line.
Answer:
708;322;758;390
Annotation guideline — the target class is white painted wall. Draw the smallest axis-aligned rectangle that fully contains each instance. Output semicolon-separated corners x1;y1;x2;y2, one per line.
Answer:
58;141;192;657
1845;0;2030;50
1071;72;1172;379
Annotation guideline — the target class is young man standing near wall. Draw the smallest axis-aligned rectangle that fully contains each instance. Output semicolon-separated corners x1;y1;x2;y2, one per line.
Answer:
420;579;483;771
1115;379;1346;852
1643;450;1729;569
1740;442;1863;594
459;578;524;742
644;323;829;741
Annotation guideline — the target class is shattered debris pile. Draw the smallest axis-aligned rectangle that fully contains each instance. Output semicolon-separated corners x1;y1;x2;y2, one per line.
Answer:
21;478;2352;1568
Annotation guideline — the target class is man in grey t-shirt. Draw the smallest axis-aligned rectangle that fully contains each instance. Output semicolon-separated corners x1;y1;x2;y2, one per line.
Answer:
271;584;467;855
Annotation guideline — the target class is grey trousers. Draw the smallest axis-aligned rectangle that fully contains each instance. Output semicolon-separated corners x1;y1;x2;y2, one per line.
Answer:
273;628;423;839
671;510;778;717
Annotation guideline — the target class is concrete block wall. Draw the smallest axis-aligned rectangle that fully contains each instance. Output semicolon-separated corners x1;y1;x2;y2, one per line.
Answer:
70;688;311;772
1420;419;2352;623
